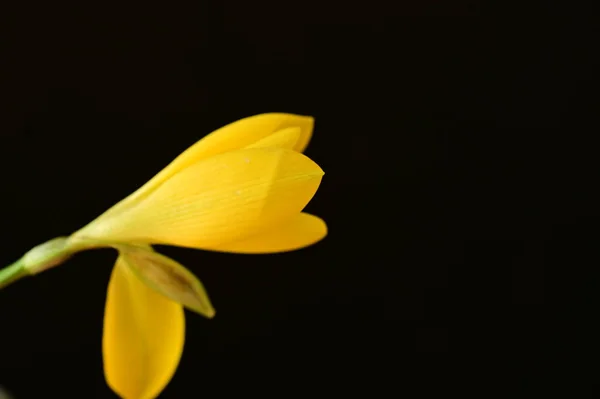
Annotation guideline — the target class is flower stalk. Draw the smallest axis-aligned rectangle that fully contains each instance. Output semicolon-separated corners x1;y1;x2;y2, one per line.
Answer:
0;259;29;290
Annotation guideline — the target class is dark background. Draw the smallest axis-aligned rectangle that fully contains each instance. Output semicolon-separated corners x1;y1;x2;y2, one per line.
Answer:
1;2;598;398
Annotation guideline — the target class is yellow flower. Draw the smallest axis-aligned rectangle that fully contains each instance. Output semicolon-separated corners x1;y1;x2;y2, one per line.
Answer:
0;113;327;399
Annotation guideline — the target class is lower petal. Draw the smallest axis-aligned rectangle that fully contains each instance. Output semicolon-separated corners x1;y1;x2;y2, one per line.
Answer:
103;258;185;399
206;213;327;254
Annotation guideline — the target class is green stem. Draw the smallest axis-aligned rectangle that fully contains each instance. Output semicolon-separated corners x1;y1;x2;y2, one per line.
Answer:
0;258;29;290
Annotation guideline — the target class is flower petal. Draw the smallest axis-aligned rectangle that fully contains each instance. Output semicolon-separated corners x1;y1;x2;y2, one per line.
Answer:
135;114;312;198
188;112;314;156
103;257;185;399
78;114;315;231
118;245;215;317
245;127;301;150
77;148;324;249
206;213;327;254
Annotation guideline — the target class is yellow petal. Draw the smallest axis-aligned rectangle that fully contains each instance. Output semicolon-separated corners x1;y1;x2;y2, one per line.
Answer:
103;257;185;399
138;114;313;198
207;213;327;254
76;148;324;249
118;245;215;317
187;112;314;156
244;127;301;150
80;113;314;227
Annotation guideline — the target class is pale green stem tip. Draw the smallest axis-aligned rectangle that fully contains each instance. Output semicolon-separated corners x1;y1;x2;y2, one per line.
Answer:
0;259;29;290
0;236;77;291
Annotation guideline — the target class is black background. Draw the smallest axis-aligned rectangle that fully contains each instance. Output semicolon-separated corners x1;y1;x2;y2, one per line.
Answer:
1;2;598;398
